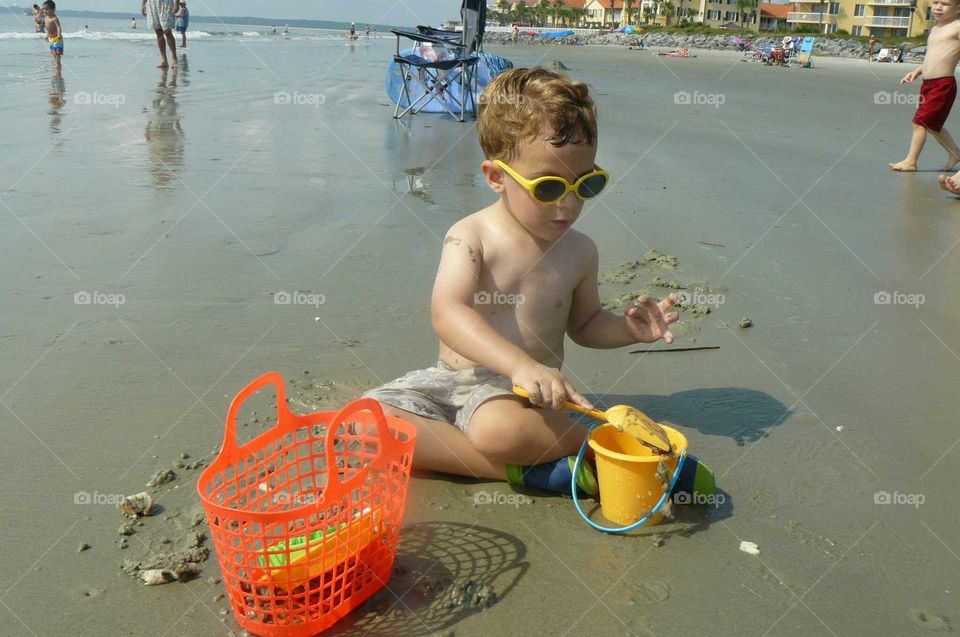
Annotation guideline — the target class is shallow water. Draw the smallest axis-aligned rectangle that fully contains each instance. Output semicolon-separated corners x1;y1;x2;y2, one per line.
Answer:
2;18;959;636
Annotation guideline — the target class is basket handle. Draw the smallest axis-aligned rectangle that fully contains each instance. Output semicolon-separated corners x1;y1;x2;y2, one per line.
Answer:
221;371;288;461
324;397;400;491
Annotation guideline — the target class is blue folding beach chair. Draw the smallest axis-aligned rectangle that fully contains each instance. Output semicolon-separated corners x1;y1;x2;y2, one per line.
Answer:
390;0;485;122
794;37;815;68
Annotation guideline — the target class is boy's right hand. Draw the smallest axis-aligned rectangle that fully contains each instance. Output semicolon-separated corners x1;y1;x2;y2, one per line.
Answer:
512;363;593;411
901;70;919;84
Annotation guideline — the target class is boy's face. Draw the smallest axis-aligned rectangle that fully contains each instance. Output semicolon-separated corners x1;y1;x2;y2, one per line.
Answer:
932;0;958;22
484;133;599;242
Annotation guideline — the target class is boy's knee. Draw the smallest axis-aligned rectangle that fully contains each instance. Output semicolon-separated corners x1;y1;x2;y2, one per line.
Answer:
467;416;528;459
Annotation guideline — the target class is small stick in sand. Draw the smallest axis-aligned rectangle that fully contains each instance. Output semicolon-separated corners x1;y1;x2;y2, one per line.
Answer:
629;346;720;354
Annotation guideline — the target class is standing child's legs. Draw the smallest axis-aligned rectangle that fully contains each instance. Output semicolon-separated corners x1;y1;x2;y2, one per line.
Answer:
890;123;927;172
898;76;958;172
930;127;960;170
180;30;186;48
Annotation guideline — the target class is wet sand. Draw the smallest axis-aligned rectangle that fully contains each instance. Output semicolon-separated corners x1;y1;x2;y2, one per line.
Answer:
2;29;960;636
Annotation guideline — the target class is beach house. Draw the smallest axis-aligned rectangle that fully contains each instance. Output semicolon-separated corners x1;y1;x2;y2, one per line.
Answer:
786;0;932;36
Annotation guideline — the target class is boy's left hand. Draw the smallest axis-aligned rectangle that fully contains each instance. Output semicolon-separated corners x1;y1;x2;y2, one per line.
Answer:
625;293;679;344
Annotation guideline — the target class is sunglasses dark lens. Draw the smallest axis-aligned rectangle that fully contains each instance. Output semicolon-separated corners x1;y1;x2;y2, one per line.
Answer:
578;174;607;199
533;179;568;203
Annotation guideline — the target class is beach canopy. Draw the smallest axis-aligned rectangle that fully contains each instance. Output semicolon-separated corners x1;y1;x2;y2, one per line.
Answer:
615;25;641;34
541;29;576;38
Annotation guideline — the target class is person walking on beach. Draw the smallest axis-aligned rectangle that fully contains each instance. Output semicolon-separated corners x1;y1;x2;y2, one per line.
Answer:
868;36;877;62
42;1;62;73
141;0;177;68
131;16;137;28
174;0;188;49
890;0;960;173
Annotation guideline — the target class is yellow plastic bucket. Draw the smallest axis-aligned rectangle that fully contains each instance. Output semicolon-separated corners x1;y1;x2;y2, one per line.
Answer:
588;423;688;526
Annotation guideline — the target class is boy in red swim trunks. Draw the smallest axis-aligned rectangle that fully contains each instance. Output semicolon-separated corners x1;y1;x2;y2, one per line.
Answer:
890;0;960;174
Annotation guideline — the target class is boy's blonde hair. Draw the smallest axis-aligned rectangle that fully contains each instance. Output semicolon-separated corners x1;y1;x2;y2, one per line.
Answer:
477;67;597;161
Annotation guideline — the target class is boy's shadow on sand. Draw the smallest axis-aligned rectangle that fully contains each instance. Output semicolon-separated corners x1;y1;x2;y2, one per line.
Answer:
326;521;528;636
596;386;790;447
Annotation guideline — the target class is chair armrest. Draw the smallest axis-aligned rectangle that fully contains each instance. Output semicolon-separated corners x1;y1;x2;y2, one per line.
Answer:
391;29;466;48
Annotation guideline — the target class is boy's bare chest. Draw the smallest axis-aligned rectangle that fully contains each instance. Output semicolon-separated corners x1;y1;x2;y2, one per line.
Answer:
928;24;960;50
479;247;584;303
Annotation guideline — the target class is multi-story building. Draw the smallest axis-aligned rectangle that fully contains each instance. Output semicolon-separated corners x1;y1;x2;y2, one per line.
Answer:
787;0;932;37
759;2;791;29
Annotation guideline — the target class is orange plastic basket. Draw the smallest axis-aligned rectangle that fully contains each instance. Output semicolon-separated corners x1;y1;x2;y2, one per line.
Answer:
197;372;417;637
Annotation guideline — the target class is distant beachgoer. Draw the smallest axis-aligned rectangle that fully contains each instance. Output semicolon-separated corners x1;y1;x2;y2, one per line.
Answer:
511;24;518;44
283;24;288;34
657;47;692;57
42;0;62;72
272;25;276;35
868;37;877;62
365;24;370;37
348;22;355;38
132;17;137;28
890;0;960;176
174;0;188;49
141;0;178;69
33;4;45;32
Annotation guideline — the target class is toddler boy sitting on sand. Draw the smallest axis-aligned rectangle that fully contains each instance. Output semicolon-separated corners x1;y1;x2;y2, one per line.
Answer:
365;68;711;498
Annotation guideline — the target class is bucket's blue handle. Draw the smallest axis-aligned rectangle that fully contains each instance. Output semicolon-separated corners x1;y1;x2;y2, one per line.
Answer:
572;425;687;533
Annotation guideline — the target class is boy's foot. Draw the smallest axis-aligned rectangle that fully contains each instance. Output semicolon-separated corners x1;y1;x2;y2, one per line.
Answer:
506;456;599;498
157;61;168;68
938;174;960;195
944;154;960;171
888;160;917;172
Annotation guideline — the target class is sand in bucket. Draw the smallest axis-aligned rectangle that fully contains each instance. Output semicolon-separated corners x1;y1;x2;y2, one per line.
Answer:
588;424;688;526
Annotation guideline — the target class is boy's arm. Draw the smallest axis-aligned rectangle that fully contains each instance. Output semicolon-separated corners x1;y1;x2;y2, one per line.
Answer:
432;229;537;375
431;227;587;409
567;240;678;348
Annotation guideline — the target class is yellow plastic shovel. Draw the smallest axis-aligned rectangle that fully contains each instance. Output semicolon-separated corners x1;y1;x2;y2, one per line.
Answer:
512;385;672;453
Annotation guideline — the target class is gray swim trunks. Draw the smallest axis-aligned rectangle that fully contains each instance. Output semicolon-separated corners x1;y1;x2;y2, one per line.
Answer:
362;361;514;433
146;0;175;31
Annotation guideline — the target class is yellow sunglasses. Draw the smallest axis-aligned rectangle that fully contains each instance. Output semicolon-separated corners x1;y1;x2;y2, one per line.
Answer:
494;159;610;205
